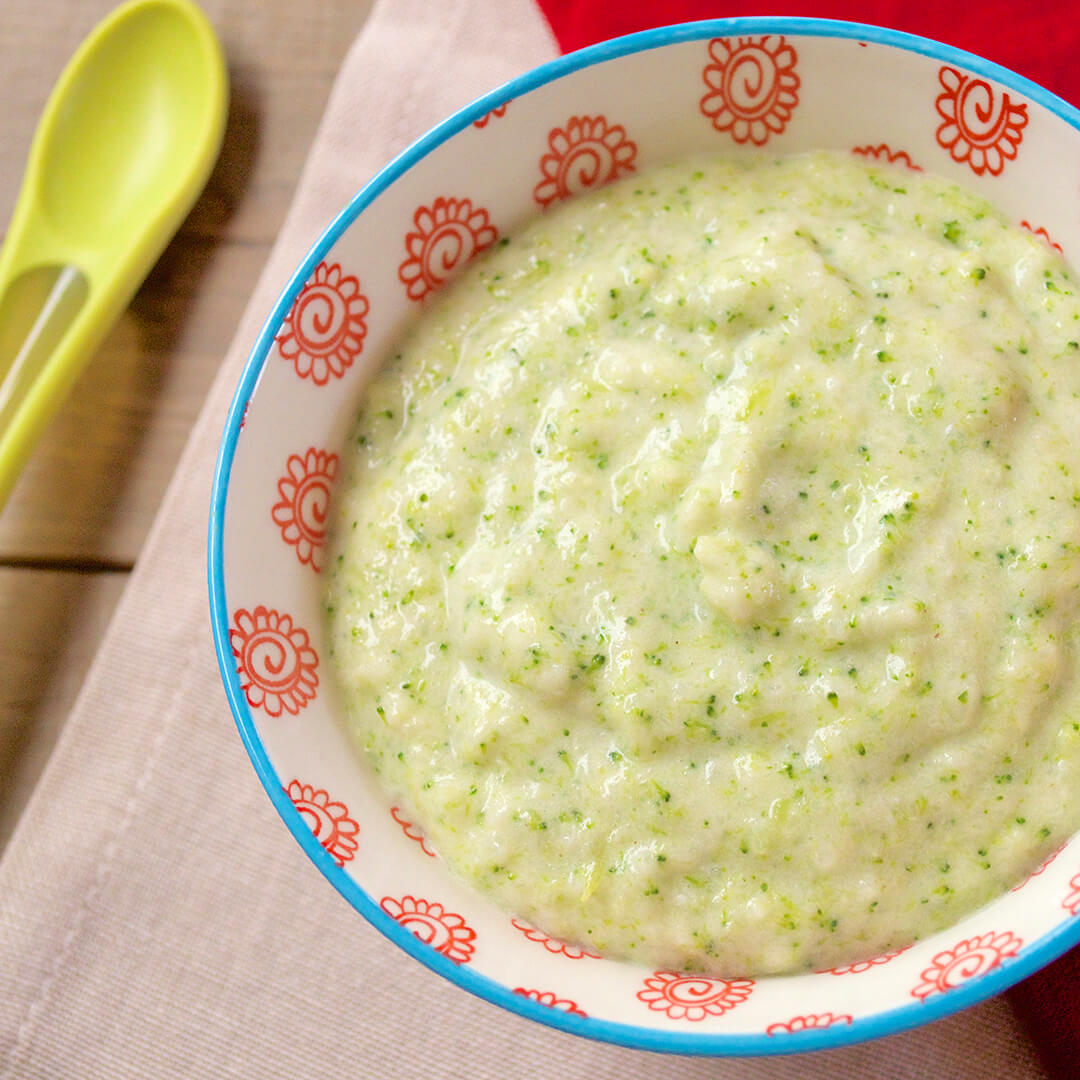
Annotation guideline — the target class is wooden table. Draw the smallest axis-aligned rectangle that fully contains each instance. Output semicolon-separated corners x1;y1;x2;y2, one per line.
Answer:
0;0;375;848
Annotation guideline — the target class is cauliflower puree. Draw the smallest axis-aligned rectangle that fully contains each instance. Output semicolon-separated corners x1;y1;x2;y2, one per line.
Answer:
326;151;1080;974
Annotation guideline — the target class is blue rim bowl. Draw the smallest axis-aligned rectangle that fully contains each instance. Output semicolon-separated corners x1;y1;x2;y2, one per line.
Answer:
209;16;1080;1055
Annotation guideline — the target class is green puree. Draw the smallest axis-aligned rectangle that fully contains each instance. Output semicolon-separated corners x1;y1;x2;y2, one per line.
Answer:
326;151;1080;975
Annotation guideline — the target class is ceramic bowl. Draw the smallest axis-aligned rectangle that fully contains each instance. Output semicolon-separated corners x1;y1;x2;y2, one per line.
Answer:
209;17;1080;1055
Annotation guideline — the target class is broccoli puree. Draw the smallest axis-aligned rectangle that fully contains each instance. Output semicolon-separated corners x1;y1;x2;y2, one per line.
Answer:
326;151;1080;974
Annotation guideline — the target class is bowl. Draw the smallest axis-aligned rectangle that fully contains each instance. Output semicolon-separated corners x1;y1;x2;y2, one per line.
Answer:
209;17;1080;1055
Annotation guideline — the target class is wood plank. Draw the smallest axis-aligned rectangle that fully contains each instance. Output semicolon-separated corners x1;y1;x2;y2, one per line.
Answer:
0;568;127;848
0;0;375;562
0;0;375;845
0;237;267;560
0;0;375;244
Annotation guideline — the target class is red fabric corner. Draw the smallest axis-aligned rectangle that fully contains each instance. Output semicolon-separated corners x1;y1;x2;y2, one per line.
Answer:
1006;945;1080;1079
534;0;1080;106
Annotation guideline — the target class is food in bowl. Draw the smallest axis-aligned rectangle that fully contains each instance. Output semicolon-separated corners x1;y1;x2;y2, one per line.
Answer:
325;149;1080;976
212;17;1080;1050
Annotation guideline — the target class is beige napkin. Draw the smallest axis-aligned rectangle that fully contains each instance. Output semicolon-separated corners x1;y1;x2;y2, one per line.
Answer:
0;1;1053;1076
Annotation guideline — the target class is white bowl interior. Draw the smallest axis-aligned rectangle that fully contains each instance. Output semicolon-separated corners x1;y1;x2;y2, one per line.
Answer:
213;21;1080;1053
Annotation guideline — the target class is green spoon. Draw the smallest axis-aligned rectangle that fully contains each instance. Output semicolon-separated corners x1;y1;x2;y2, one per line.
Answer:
0;0;227;512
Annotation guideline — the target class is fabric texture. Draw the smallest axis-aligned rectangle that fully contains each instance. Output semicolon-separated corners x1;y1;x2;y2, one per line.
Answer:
0;0;1071;1076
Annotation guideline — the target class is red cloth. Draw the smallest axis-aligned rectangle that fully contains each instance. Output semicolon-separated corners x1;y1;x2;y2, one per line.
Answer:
532;1;1079;1074
537;1;1080;107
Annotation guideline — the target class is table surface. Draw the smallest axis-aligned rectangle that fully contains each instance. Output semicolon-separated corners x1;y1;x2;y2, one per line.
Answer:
0;0;376;848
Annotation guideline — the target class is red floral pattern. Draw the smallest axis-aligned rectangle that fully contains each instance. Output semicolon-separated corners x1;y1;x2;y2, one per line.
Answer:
819;945;910;975
533;115;637;208
230;606;318;717
272;448;338;572
474;103;509;128
700;36;800;146
766;1012;853;1035
276;261;369;384
1063;871;1080;916
851;143;922;171
1020;221;1064;254
510;918;601;959
911;931;1022;1001
398;197;498;302
637;971;754;1021
935;66;1028;177
284;780;359;866
513;988;588;1017
390;805;436;857
380;895;476;963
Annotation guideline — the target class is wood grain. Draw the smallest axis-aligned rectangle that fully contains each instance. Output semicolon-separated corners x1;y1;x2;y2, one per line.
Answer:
0;568;127;847
0;0;376;848
0;0;375;561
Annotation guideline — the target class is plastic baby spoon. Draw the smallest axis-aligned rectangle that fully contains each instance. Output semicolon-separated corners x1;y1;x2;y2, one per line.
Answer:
0;0;227;511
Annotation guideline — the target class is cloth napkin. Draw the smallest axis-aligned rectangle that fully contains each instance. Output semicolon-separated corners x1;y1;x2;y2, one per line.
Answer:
0;0;1072;1076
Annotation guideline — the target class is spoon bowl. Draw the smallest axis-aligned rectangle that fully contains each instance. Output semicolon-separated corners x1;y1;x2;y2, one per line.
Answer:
38;2;223;249
0;0;227;510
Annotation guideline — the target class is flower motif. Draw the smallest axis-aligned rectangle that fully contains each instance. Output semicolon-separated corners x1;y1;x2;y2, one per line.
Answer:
766;1012;853;1035
276;261;369;384
284;781;359;867
398;197;498;302
271;448;338;572
935;67;1028;177
533;115;637;208
700;36;800;146
390;806;436;857
380;895;476;963
911;931;1022;1001
819;944;910;975
229;606;318;716
637;971;754;1021
851;144;922;171
473;102;509;128
513;988;587;1017
1063;871;1080;916
1020;221;1063;254
510;918;601;959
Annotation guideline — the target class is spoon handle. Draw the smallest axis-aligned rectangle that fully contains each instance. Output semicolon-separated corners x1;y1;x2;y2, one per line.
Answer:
0;264;89;435
0;248;119;513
